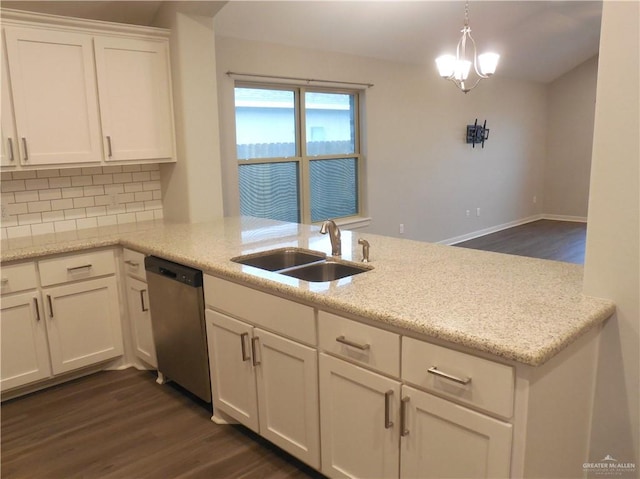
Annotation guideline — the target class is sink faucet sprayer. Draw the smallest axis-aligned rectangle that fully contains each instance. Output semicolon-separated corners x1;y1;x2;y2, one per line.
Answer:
358;238;370;263
320;220;341;256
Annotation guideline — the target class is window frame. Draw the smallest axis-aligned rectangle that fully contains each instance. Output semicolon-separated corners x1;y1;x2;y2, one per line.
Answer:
234;81;364;225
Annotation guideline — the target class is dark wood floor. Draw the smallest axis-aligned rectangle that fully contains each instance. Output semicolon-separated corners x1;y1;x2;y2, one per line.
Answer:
1;369;324;479
454;219;587;264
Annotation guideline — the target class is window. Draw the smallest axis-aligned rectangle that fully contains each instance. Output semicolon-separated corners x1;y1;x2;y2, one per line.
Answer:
235;85;362;224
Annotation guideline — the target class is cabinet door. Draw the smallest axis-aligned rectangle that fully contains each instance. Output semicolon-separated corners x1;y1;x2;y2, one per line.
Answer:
400;385;512;479
43;277;123;374
4;27;102;165
126;276;156;368
1;33;18;168
205;309;259;433
0;291;51;391
319;353;400;479
255;328;320;469
94;37;175;162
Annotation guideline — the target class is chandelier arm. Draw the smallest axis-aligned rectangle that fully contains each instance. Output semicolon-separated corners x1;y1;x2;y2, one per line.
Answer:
467;31;490;79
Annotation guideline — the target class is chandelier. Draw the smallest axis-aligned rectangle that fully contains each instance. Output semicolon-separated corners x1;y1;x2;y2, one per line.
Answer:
435;1;499;93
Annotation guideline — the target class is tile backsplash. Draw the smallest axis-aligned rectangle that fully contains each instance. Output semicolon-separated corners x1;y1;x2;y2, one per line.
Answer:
1;164;163;240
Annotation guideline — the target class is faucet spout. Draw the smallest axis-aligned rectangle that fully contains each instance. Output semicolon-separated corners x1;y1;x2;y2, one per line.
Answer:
320;220;341;256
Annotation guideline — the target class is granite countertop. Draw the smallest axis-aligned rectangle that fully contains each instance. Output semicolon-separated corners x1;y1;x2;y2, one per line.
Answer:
0;216;615;367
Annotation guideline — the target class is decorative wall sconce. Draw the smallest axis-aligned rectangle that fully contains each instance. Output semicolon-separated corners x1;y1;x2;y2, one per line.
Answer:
466;119;489;148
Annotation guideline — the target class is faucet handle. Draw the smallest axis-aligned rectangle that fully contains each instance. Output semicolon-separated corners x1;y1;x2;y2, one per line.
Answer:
358;238;370;263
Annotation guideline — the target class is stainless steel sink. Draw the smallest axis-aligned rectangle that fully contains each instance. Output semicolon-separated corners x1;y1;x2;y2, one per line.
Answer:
280;261;371;282
231;248;326;271
231;247;372;282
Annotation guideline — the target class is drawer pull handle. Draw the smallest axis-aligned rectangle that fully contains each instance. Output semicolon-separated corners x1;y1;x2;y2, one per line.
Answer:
67;264;92;272
251;337;261;366
106;136;113;158
384;390;394;429
427;366;472;385
400;396;410;437
336;335;370;351
33;297;40;322
21;138;28;161
124;260;139;267
240;332;250;362
8;138;15;162
140;289;148;312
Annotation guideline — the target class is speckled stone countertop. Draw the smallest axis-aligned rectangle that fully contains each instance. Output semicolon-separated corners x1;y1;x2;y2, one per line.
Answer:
1;216;615;367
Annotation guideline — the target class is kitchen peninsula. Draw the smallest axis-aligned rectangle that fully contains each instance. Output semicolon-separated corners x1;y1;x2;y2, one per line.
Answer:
0;216;615;478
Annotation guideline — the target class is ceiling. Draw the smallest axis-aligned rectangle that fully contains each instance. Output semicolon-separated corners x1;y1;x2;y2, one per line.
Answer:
1;1;602;83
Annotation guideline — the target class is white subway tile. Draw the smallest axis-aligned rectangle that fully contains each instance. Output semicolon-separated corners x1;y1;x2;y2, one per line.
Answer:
153;209;164;220
62;187;84;199
0;172;12;180
12;170;37;180
28;201;52;213
144;200;163;210
134;191;153;202
48;177;72;188
150;171;161;181
31;222;55;236
39;189;62;201
1;192;15;204
71;175;93;187
142;181;161;191
135;210;155;222
102;165;122;174
7;203;28;215
125;202;144;213
1;179;26;192
1;215;19;227
152;190;162;200
106;204;126;215
42;211;65;223
64;208;86;220
97;215;118;227
104;184;124;195
54;220;77;232
36;169;60;178
82;167;103;175
92;174;113;185
18;212;42;225
124;182;143;193
132;172;151;182
73;196;95;208
117;193;134;204
83;185;104;197
1;228;7;241
76;217;98;230
51;198;74;210
113;173;133;183
14;190;39;203
65;167;83;176
94;195;111;206
117;213;136;224
122;165;141;172
86;206;106;217
25;178;49;190
7;225;32;238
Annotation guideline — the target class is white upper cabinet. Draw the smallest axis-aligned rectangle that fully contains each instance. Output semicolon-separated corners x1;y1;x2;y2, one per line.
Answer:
0;10;176;169
94;37;175;162
4;27;102;166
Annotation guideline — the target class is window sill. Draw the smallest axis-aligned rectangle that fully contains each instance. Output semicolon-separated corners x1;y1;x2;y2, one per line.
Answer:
325;216;372;230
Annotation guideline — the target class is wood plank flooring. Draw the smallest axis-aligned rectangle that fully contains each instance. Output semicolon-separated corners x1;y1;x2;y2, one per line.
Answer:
454;220;587;264
1;368;324;479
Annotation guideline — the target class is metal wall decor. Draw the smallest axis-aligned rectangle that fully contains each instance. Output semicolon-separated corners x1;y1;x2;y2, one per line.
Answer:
466;119;489;148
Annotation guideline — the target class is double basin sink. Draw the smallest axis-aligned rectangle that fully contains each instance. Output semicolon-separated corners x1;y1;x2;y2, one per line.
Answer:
231;248;372;282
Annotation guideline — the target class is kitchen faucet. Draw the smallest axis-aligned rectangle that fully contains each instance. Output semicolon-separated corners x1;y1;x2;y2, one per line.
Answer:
320;220;341;256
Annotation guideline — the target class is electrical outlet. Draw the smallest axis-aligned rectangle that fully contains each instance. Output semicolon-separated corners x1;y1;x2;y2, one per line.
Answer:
466;210;471;217
533;195;537;204
399;223;405;235
476;207;481;217
1;204;8;220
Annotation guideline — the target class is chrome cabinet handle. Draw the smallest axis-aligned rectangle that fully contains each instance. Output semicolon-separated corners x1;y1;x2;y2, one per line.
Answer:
428;366;472;385
251;337;261;366
240;332;250;362
384;390;394;429
336;335;370;351
67;264;92;272
400;396;410;437
33;297;40;322
140;289;148;312
7;138;14;162
106;136;113;158
124;260;139;267
47;294;54;318
21;138;28;161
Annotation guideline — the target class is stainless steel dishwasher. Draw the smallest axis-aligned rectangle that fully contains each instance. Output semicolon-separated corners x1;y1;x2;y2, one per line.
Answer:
144;256;211;403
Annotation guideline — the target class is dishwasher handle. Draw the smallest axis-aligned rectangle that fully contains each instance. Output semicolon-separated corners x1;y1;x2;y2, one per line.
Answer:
158;267;177;279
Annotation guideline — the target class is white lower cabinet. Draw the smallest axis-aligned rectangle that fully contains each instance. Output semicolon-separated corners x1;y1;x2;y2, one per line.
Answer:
319;353;400;478
206;308;320;469
400;385;512;479
42;276;123;375
0;291;51;391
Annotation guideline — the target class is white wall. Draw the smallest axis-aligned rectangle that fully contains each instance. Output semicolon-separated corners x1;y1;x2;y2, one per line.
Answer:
544;56;598;220
215;36;547;243
583;0;639;467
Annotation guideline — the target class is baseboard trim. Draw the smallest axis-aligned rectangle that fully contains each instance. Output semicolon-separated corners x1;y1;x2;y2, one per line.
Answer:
440;214;586;246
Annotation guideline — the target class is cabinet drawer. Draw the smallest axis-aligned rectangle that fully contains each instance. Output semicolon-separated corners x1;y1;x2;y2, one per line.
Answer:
319;311;400;377
402;337;514;418
123;248;146;281
38;250;116;287
1;262;37;294
204;275;315;345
